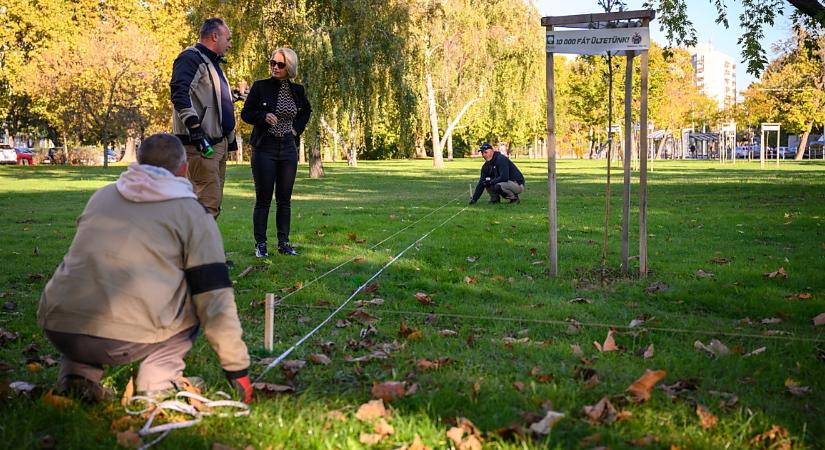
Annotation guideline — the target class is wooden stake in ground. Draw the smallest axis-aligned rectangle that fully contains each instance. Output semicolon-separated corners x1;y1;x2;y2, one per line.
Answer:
265;293;275;351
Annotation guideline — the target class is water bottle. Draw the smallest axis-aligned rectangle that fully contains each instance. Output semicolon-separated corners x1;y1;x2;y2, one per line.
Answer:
198;137;214;158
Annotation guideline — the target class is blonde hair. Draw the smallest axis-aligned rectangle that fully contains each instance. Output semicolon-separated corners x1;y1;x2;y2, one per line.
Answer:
272;48;298;79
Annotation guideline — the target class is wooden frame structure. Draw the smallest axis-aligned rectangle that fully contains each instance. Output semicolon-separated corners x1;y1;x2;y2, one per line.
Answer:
542;9;655;277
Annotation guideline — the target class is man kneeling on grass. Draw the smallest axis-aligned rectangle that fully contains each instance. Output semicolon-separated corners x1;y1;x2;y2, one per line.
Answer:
37;133;252;403
468;143;525;205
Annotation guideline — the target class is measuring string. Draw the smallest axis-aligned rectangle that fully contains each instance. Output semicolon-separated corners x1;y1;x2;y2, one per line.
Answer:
254;203;470;382
273;190;468;305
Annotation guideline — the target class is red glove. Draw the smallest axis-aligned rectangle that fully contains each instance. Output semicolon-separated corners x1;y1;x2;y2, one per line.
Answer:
230;375;253;403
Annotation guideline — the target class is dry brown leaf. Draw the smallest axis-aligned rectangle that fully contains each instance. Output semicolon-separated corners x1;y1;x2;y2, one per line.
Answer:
372;381;406;401
764;267;788;278
696;405;718;429
374;417;395;436
309;353;331;365
120;375;134;406
348;308;378;325
695;269;714;278
42;390;74;409
396;434;431;450
630;435;659;446
751;424;791;449
784;378;811;396
570;343;584;357
528;410;565;435
347;232;357;241
582;397;617;424
643;344;655;359
355;399;389;421
626;369;667;403
116;428;142;449
414;292;434;305
363;282;380;294
512;381;525;392
694;339;730;357
463;276;477;284
251;382;294;394
438;329;458;337
814;313;825;326
359;433;384;445
593;329;618;352
471;380;481;398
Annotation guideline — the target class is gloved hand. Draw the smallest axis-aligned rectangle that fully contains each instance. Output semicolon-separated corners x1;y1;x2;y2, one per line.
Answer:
228;139;238;153
468;199;477;205
482;179;492;187
188;125;206;150
228;374;253;403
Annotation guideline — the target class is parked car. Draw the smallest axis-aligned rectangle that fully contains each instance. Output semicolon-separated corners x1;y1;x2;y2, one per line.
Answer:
0;143;16;164
15;147;34;165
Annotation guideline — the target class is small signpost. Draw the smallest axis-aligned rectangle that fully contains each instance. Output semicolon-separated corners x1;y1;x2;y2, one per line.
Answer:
542;10;655;277
760;123;781;168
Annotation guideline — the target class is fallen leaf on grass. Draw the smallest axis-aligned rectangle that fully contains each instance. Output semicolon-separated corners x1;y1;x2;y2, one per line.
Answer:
528;410;565;435
743;346;767;357
530;367;553;383
359;417;395;444
348;309;378;325
582;397;617;424
9;381;37;395
710;256;733;265
447;417;483;450
512;381;525;392
814;313;825;326
569;297;592;304
696;404;718;429
396;434;431;450
465;256;478;263
438;329;458;337
764;267;788;278
354;298;384;307
694;339;730;357
363;282;380;294
593;329;618;352
566;319;581;335
309;353;331;365
629;435;659;446
251;382;294;395
463;276;477;284
0;328;18;343
414;292;434;305
355;399;389;421
42;390;74;409
335;319;351;328
761;317;783;325
751;425;791;449
372;381;406;401
626;369;667;402
785;292;812;301
784;378;811;396
347;232;358;241
416;357;450;371
644;281;668;294
116;428;142;449
695;269;714;278
642;344;655;359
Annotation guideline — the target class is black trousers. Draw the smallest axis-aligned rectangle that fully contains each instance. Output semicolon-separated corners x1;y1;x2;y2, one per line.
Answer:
251;137;298;244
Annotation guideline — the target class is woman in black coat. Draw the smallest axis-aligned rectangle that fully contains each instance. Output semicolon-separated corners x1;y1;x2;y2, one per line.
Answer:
241;47;311;257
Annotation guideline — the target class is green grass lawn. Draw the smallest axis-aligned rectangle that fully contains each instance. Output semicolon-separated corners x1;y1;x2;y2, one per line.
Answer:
0;158;823;449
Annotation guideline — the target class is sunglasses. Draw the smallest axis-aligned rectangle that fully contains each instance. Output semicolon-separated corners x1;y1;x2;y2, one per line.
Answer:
269;60;286;69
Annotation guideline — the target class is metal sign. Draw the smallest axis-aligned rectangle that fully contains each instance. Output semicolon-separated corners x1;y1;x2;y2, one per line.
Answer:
546;28;650;54
761;123;780;132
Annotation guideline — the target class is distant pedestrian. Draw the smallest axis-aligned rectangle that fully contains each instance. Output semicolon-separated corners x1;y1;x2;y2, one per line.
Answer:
241;47;312;257
38;134;252;403
170;17;242;219
469;143;525;205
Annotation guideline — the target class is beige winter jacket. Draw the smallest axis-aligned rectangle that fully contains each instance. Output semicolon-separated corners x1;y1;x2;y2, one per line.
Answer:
38;164;249;373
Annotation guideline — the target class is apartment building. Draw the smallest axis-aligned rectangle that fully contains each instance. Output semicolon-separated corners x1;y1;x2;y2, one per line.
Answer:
690;42;737;110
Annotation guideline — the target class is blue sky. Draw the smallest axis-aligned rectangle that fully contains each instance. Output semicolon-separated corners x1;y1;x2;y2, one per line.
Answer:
534;0;796;90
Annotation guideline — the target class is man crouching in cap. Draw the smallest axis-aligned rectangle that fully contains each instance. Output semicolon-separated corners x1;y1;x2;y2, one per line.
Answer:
469;143;525;204
38;133;252;403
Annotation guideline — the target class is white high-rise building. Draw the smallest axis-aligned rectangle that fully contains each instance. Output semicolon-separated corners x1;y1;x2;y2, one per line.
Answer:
690;42;737;110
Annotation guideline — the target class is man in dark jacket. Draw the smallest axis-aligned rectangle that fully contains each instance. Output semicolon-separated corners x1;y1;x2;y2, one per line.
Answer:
170;17;242;219
469;143;525;204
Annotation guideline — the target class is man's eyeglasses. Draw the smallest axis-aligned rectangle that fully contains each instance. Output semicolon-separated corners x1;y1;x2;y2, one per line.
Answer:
269;60;286;69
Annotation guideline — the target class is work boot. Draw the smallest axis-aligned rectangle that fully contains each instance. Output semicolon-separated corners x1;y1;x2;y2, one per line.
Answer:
58;375;116;403
509;195;520;204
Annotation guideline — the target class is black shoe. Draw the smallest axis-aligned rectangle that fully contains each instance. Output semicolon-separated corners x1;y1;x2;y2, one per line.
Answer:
488;197;501;204
509;195;520;204
255;242;269;258
278;242;298;256
58;375;115;403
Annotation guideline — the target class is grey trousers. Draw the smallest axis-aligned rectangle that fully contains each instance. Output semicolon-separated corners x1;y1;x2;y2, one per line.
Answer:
487;181;524;200
45;326;198;393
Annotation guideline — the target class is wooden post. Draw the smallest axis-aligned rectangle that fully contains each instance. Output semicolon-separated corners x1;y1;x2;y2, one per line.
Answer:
264;293;275;351
622;52;634;275
546;27;558;277
639;24;649;277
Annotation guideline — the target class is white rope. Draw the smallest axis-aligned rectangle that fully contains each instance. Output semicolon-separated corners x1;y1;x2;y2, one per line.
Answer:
274;191;468;304
255;203;470;382
125;391;250;450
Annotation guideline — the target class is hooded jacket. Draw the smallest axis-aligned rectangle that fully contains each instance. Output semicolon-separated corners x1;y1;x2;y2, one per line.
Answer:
38;163;249;374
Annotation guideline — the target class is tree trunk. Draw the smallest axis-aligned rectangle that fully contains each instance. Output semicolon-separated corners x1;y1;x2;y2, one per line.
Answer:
426;70;442;168
321;116;350;164
347;109;357;167
309;129;324;178
123;128;138;162
794;122;812;160
298;137;306;164
415;133;427;158
447;126;453;161
655;130;668;160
